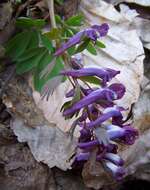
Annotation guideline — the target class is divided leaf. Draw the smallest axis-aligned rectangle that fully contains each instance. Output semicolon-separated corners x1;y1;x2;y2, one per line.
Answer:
16;17;46;29
44;28;61;40
65;14;84;26
40;33;54;51
5;31;32;59
16;47;47;74
34;56;64;92
86;42;97;55
75;38;90;54
95;40;106;48
27;31;39;49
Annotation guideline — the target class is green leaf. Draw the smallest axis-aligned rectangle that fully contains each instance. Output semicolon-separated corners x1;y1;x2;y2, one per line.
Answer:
47;57;64;79
34;56;64;91
95;40;106;48
79;76;101;86
15;0;22;4
17;47;45;62
34;53;54;91
16;47;47;74
75;38;90;54
67;27;78;34
5;31;32;60
27;30;39;49
16;17;46;28
54;0;64;5
60;101;72;112
55;15;63;25
86;42;97;55
64;28;74;37
44;28;61;40
65;14;84;26
67;46;76;55
40;34;53;51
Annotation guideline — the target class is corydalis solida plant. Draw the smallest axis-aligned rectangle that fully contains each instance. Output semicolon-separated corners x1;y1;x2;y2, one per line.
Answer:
55;23;138;181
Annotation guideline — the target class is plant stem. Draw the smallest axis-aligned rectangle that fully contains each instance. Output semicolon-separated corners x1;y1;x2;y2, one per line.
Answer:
46;0;56;28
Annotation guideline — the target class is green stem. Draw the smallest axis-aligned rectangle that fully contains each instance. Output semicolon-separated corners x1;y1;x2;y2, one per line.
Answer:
46;0;56;28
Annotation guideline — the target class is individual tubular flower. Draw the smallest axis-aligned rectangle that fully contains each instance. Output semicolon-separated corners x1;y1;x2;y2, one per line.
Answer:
76;152;90;161
86;107;123;128
107;124;139;145
60;67;120;85
54;23;109;56
63;87;125;116
78;139;99;149
104;161;125;181
103;153;124;166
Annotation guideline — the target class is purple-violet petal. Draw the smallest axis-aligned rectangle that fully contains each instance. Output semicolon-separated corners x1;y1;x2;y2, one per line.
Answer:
104;161;125;181
103;153;124;166
86;107;123;128
92;23;109;37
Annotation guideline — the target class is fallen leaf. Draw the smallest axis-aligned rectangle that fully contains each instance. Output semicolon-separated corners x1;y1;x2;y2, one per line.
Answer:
80;0;144;111
11;117;77;170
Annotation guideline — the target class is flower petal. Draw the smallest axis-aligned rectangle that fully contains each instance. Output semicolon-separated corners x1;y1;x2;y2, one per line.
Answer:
103;153;124;166
54;31;84;56
60;67;120;85
104;161;125;181
108;83;126;99
86;107;123;128
107;124;139;145
92;23;109;37
63;88;116;116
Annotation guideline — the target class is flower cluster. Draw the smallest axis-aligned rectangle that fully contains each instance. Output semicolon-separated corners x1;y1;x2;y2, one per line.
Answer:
55;23;138;181
60;66;138;181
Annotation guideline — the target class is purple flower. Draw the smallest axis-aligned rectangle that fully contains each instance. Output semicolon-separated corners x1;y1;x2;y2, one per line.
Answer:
54;31;83;56
108;83;126;99
85;29;98;41
92;23;109;37
76;152;90;161
79;127;92;142
103;153;124;166
78;139;99;149
63;89;116;116
86;107;123;128
66;87;94;98
71;54;83;69
104;161;125;181
107;124;138;145
60;67;120;85
106;143;118;154
54;23;109;56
